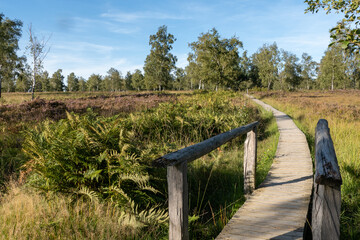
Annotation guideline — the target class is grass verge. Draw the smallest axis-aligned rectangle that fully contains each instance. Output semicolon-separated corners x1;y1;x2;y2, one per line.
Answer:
255;90;360;240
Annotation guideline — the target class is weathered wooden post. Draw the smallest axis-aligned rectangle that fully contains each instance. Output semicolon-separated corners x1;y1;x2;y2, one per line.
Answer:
167;162;189;240
312;119;342;240
244;126;257;196
153;121;259;240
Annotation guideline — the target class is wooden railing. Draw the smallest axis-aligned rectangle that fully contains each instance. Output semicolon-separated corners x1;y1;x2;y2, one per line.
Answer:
312;119;342;239
153;121;259;240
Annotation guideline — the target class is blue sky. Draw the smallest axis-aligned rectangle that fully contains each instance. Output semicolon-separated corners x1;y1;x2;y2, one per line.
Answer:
1;0;342;80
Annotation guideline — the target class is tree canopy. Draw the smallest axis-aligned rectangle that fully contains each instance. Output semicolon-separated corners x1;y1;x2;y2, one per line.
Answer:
252;43;280;90
0;13;22;98
188;28;243;90
143;25;177;90
305;0;360;52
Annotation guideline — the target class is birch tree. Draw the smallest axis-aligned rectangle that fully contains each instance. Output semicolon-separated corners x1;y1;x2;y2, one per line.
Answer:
26;24;50;99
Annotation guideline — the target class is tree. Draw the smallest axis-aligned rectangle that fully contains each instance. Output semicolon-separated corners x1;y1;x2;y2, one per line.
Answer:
278;50;301;90
238;51;259;90
344;51;360;88
317;44;346;90
67;72;79;92
185;61;201;89
188;28;243;90
131;69;144;91
78;77;87;91
26;24;50;99
0;13;22;98
252;43;280;90
105;68;123;91
144;25;177;91
305;0;360;52
49;69;64;91
15;62;31;92
173;68;186;90
300;53;318;89
87;74;102;91
124;71;133;90
39;71;50;92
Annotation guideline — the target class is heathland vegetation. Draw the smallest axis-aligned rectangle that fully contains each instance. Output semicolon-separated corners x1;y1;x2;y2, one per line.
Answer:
1;1;360;239
255;90;360;239
0;91;279;239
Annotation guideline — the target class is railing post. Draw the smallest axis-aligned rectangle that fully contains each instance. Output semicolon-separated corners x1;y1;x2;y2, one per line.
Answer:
244;126;257;196
312;119;342;240
167;161;189;240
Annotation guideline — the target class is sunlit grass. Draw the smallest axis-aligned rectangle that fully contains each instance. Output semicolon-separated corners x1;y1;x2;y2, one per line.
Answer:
0;182;151;240
186;103;279;239
0;91;279;239
255;90;360;240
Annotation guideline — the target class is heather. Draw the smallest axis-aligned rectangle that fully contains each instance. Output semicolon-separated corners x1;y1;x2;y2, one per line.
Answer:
0;91;278;239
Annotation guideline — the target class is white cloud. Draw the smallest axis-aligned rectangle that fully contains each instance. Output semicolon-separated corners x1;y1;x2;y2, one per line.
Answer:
101;11;190;23
53;41;117;53
70;17;140;35
44;52;142;80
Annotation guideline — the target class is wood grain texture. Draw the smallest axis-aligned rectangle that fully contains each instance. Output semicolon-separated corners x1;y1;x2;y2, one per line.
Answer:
312;119;342;240
216;95;313;240
312;184;341;240
315;119;342;187
167;162;189;240
244;128;257;195
153;121;259;167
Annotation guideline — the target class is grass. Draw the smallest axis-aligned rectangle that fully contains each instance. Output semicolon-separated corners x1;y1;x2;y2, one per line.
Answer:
186;104;279;239
0;90;279;239
0;182;166;240
0;92;177;190
254;90;360;240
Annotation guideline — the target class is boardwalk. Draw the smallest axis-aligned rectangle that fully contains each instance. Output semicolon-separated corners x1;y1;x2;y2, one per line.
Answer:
216;96;313;240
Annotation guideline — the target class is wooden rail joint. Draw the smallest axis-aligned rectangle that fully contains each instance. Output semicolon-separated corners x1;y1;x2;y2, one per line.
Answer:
152;121;259;240
312;119;342;240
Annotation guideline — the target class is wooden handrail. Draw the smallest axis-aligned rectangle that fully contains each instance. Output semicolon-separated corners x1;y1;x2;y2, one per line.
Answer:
153;121;259;167
312;119;342;240
153;121;259;240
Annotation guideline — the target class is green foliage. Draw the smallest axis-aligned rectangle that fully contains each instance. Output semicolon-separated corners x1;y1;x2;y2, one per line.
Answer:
0;91;281;239
67;72;79;92
318;44;347;90
300;53;318;90
305;0;360;52
188;28;243;90
22;91;258;222
0;13;23;98
87;74;102;91
278;50;302;90
131;69;144;91
144;25;177;90
0;128;28;190
49;69;65;92
103;68;123;92
252;42;281;90
23;112;156;210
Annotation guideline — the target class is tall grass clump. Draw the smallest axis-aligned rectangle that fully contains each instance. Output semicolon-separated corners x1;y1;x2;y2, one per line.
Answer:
0;182;166;239
256;90;360;239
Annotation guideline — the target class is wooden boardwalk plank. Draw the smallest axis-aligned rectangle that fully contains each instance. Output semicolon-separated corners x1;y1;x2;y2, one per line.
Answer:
216;96;313;240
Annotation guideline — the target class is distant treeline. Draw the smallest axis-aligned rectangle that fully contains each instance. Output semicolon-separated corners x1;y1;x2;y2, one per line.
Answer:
1;14;360;93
